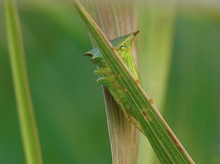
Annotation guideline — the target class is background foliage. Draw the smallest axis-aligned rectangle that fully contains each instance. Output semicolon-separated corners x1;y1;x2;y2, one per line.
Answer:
0;1;219;163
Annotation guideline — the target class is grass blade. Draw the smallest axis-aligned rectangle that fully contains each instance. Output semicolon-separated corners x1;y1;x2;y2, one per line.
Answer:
4;1;43;163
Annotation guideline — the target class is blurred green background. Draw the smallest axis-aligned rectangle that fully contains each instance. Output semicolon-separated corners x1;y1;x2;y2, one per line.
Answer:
0;1;220;164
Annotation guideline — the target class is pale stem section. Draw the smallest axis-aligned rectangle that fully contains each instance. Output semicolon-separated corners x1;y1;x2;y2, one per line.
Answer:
82;0;139;163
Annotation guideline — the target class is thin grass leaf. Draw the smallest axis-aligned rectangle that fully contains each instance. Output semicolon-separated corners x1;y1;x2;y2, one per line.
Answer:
72;0;194;163
4;1;43;163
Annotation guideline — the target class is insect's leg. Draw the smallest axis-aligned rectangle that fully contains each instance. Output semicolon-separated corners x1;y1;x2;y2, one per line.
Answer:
96;75;116;87
118;102;144;133
94;68;112;76
94;68;122;79
94;68;120;88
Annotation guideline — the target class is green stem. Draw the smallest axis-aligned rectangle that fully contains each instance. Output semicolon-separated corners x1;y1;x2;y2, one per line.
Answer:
4;1;43;164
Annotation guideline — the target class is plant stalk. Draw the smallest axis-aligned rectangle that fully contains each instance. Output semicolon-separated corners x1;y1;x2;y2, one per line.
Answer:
4;1;43;163
79;0;139;163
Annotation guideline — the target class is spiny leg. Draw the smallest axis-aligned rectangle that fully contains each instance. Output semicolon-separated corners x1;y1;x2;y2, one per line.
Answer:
94;68;112;76
94;68;122;78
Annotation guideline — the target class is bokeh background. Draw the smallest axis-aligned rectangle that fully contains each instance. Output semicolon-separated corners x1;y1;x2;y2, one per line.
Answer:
0;0;220;163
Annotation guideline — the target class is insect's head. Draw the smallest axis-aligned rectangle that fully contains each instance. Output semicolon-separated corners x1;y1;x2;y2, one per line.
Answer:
84;31;139;68
111;31;139;52
110;31;139;63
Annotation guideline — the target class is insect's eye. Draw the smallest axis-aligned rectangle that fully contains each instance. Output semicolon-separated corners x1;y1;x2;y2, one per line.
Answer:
119;45;125;50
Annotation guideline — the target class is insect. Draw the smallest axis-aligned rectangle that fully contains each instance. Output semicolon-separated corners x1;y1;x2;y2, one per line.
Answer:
85;31;144;132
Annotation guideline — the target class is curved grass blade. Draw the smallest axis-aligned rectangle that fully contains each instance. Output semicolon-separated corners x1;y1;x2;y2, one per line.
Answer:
72;0;194;163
